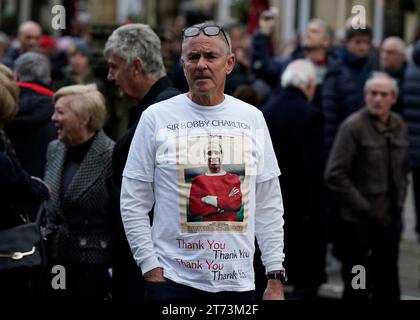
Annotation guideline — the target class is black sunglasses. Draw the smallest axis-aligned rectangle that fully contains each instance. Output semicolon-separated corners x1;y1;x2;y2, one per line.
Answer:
183;25;230;47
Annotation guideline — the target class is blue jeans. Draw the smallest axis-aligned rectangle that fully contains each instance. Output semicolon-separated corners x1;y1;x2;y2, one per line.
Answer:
145;278;256;301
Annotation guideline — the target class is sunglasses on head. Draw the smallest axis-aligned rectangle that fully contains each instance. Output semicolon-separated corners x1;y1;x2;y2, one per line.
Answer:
183;25;230;47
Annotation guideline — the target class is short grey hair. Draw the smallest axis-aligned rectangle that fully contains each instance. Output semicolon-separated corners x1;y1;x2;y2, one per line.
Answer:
103;23;166;78
382;36;406;55
14;52;50;84
182;21;232;56
364;72;399;97
309;19;334;41
281;59;316;90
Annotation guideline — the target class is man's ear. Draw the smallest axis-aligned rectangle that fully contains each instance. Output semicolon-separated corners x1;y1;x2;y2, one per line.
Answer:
391;94;397;105
226;54;236;75
133;57;144;75
181;57;188;77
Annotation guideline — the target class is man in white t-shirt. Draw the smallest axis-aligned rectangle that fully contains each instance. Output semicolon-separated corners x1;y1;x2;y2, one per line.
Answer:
120;21;286;300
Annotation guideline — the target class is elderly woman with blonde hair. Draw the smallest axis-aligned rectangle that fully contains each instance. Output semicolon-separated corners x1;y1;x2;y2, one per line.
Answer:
42;83;117;299
0;63;50;298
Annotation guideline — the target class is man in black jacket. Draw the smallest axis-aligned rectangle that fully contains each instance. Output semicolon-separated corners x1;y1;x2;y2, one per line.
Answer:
263;59;326;299
104;24;179;299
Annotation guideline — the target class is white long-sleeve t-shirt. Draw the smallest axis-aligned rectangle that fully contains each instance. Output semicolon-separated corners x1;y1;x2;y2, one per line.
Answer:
121;94;285;292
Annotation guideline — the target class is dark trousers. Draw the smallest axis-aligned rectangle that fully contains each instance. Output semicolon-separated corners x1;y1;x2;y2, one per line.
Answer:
413;168;420;236
112;256;145;299
336;220;401;300
45;261;111;300
145;278;256;301
111;235;145;299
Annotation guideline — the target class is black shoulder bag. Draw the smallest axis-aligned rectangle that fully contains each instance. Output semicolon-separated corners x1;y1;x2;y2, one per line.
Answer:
0;207;46;271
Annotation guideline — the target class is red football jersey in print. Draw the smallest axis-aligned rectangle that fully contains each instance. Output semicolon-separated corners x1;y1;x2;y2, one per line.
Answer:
189;173;242;221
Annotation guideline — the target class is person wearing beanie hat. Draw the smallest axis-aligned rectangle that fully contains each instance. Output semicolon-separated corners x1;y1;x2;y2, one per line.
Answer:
71;39;91;60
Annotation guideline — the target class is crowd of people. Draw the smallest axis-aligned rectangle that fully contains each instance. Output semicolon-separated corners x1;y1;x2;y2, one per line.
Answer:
0;11;419;301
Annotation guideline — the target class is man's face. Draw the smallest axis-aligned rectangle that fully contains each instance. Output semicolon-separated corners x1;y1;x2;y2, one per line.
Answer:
365;77;396;121
182;34;235;99
19;25;42;52
380;41;405;71
302;23;329;50
346;35;371;58
107;54;138;100
207;144;223;174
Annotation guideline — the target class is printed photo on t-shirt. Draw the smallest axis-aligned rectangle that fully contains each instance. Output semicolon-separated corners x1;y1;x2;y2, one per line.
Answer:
177;133;251;233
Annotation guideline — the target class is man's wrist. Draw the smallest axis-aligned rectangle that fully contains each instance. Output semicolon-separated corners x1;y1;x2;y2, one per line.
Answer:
266;269;287;284
143;267;165;282
264;279;285;300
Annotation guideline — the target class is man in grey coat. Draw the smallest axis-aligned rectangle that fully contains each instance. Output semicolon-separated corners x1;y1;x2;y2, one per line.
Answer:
325;72;409;300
